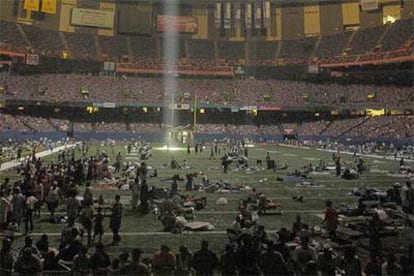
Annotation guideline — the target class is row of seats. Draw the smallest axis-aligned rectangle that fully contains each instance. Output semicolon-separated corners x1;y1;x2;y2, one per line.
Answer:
1;74;412;107
1;19;412;63
1;114;412;138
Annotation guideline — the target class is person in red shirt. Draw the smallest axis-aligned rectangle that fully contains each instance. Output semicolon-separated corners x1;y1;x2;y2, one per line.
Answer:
152;244;176;274
324;200;339;239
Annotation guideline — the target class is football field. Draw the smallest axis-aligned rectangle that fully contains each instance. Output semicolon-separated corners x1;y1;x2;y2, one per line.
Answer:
1;142;409;258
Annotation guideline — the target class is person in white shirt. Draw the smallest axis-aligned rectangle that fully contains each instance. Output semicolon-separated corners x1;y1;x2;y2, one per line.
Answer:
25;193;38;234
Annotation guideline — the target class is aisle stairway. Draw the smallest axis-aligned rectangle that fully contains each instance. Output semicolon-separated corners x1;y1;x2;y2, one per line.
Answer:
16;23;31;48
338;116;370;137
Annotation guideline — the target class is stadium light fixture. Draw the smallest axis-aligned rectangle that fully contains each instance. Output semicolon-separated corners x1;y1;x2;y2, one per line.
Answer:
383;15;397;24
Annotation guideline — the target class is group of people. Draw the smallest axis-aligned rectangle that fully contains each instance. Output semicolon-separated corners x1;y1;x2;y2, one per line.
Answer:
2;210;413;275
1;136;413;275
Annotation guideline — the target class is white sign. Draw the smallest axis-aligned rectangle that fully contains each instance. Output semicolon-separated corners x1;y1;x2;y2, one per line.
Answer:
71;8;114;29
26;54;39;65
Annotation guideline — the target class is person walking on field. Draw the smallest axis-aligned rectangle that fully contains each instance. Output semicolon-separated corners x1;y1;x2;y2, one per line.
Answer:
93;207;104;243
324;200;339;240
109;195;123;245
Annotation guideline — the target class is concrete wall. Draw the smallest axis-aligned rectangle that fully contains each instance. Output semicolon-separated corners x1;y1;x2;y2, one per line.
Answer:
360;9;383;27
281;5;304;40
320;2;343;35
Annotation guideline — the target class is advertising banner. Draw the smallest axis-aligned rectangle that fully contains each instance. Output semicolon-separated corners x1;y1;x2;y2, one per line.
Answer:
24;0;40;11
41;0;57;14
258;105;281;111
157;15;198;33
215;3;221;29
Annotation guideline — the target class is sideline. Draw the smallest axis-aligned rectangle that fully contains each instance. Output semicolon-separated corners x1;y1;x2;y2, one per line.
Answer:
0;143;79;172
278;143;413;163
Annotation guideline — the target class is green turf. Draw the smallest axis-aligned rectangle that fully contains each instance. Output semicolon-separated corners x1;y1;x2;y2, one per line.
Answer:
1;143;409;257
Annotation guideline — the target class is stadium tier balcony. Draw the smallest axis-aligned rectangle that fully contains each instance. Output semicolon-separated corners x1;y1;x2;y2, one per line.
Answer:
1;19;413;70
21;25;64;57
218;41;245;66
344;116;413;138
293;116;413;138
189;58;217;71
258;125;282;136
128;123;162;133
297;121;329;136
247;41;277;66
0;114;30;132
348;25;385;54
18;115;55;132
130;36;157;58
187;40;215;59
48;118;70;132
0;113;412;139
381;18;414;51
98;35;129;61
196;124;225;134
0;21;28;51
64;32;97;60
93;122;128;132
160;39;187;59
280;37;316;59
316;31;353;57
1;74;413;108
0;115;58;132
73;122;92;132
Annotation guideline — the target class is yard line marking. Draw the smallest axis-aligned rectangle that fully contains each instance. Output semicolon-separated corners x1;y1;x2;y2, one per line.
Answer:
15;229;290;237
302;157;321;161
37;209;325;216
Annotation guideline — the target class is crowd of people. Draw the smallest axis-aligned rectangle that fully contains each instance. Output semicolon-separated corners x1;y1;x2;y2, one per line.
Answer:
1;223;411;275
0;138;413;275
0;138;414;275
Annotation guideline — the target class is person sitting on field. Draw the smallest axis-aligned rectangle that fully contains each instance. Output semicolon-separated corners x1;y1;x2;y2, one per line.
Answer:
247;188;258;203
152;245;176;274
119;248;149;275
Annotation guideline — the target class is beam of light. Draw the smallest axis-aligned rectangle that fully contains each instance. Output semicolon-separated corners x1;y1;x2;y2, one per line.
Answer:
162;1;179;146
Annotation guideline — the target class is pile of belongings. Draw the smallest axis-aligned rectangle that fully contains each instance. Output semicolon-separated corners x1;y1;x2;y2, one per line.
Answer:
161;211;214;233
203;180;251;193
138;143;152;160
342;168;358;180
295;181;325;188
257;194;283;215
349;187;389;202
277;172;308;182
152;194;206;220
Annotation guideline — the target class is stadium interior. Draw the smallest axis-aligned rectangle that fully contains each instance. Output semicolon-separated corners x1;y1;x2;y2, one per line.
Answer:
0;0;413;275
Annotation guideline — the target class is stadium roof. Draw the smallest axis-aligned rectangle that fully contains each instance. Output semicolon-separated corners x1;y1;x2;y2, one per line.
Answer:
110;0;359;4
